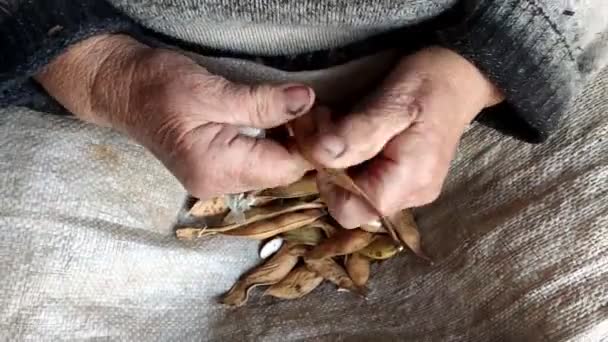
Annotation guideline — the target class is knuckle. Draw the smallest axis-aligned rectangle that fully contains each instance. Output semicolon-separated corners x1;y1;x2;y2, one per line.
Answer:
186;73;225;97
246;84;274;127
362;74;428;122
373;90;417;117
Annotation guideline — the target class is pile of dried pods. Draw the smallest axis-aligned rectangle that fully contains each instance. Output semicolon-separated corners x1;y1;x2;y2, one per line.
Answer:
176;173;430;307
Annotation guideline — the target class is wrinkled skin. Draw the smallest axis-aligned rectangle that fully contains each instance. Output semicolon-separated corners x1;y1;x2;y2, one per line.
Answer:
37;35;503;220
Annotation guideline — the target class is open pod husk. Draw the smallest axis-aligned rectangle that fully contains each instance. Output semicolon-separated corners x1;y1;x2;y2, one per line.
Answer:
304;257;367;297
222;209;326;240
221;244;307;307
389;209;431;262
255;174;318;202
264;265;324;300
176;201;325;240
307;229;375;260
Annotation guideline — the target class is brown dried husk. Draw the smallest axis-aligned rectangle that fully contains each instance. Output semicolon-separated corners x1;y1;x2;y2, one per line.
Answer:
281;226;325;246
304;257;367;297
345;253;371;287
222;209;326;240
306;219;339;237
389;209;431;262
175;201;325;240
221;244;307;307
264;265;324;299
220;200;325;227
255;174;318;202
307;228;375;260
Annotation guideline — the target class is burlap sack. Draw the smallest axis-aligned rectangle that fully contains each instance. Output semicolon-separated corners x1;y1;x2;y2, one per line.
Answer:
0;66;606;341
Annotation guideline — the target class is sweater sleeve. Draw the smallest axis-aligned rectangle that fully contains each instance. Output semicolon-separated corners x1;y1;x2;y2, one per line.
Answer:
438;0;608;143
0;0;140;113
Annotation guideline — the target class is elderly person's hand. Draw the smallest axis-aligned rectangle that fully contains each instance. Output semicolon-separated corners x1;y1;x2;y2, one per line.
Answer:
295;47;504;228
35;34;315;199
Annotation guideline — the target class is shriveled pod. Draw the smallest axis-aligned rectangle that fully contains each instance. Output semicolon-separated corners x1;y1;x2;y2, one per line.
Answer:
310;220;339;237
307;229;375;260
222;209;326;240
178;201;325;238
304;257;367;297
358;235;402;260
389;210;431;262
281;226;324;246
255;174;319;204
345;253;371;287
221;244;307;307
221;200;325;227
264;265;324;300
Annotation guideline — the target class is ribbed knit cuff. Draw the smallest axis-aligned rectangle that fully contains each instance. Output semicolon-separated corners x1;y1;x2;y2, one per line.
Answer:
0;0;139;113
438;0;578;143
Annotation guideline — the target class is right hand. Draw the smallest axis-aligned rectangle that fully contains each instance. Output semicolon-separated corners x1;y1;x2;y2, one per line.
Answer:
36;34;315;199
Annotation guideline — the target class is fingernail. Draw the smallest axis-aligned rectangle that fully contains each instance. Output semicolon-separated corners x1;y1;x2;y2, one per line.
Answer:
319;134;346;158
283;85;312;115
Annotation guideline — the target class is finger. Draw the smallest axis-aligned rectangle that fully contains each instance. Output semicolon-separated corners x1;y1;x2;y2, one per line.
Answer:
183;72;316;129
299;80;424;169
171;124;313;199
326;123;456;228
317;175;378;229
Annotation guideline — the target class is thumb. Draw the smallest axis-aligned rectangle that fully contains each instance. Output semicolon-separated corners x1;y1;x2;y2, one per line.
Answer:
189;74;316;129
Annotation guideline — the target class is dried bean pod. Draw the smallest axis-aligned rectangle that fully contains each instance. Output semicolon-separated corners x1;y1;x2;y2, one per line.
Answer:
304;257;367;297
221;244;305;307
307;229;375;260
282;226;324;246
345;253;370;287
264;265;324;299
390;210;431;262
223;209;325;240
256;174;318;201
221;200;325;227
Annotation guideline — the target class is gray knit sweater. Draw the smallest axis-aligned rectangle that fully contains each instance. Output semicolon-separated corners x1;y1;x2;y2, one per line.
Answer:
1;0;607;142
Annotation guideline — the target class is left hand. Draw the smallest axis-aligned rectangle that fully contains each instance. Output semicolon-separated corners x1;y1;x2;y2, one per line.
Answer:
294;47;504;228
